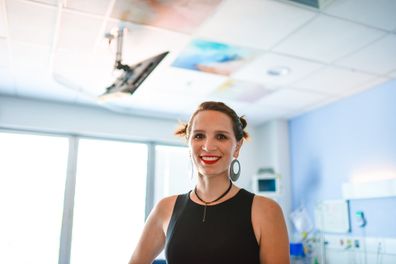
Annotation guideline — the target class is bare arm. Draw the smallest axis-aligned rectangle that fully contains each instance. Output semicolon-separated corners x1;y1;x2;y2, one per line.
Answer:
252;196;290;264
128;196;177;264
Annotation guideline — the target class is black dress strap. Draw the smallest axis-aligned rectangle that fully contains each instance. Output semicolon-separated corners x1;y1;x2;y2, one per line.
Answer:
166;191;190;244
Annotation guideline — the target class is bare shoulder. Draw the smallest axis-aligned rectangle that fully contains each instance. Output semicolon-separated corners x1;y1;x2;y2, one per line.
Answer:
252;195;285;232
152;195;178;220
151;194;179;234
252;195;283;217
251;195;290;263
156;195;178;211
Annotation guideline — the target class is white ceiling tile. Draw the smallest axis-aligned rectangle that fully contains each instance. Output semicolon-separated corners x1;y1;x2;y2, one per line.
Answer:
11;42;51;70
196;0;316;50
105;91;201;118
57;10;103;52
341;76;390;97
293;66;377;95
15;69;77;102
291;95;341;117
53;49;114;96
0;67;16;95
256;88;328;110
66;0;111;16
109;22;191;65
244;104;294;124
273;14;384;63
139;67;226;97
335;34;396;75
233;52;324;86
0;1;7;37
324;0;396;31
7;0;57;46
0;38;9;67
29;0;57;6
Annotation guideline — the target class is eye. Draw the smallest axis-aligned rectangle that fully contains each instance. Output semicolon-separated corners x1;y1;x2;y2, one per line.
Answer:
193;133;205;140
216;134;228;140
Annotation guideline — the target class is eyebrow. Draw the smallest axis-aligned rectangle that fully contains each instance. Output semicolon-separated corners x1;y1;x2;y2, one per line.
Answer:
192;129;232;135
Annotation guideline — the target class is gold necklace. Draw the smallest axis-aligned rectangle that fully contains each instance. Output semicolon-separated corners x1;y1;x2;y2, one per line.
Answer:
194;180;233;222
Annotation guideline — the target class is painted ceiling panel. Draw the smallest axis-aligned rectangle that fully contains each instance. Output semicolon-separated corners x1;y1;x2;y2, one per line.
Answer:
111;0;222;34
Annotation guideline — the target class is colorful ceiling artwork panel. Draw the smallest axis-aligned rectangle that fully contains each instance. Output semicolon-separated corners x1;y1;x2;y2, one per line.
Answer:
112;0;223;34
172;39;257;76
212;79;273;103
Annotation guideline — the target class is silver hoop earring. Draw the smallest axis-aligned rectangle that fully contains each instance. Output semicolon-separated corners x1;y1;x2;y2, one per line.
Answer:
229;159;241;181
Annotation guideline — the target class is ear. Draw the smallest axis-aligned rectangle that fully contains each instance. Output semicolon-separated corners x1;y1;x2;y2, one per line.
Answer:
233;140;243;158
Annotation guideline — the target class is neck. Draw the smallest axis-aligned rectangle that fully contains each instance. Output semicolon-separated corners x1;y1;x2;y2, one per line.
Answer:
194;178;232;204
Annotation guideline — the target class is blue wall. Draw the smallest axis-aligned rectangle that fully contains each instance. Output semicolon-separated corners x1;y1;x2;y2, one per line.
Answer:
289;80;396;237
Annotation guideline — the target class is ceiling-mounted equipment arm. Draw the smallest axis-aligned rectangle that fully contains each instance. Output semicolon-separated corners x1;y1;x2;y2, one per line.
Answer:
114;27;132;72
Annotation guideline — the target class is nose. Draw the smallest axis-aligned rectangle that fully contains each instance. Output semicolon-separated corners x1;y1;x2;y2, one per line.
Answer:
202;138;217;152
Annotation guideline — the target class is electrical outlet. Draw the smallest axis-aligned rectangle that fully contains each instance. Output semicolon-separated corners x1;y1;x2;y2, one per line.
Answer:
354;239;360;248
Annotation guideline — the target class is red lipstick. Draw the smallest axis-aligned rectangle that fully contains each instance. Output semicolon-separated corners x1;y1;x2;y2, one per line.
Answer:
200;155;220;165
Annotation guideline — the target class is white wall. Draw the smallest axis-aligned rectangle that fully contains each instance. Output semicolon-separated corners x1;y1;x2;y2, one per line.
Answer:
0;96;182;143
255;120;292;237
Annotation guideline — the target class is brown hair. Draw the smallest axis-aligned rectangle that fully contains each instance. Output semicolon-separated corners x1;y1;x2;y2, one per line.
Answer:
175;101;249;141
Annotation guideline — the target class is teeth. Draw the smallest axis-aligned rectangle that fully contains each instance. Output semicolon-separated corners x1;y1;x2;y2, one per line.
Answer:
201;156;219;161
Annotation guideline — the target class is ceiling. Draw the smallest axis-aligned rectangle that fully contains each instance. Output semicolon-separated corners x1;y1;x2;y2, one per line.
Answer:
0;0;395;125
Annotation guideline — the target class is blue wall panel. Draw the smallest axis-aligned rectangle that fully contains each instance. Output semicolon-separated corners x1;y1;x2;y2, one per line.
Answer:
289;80;396;237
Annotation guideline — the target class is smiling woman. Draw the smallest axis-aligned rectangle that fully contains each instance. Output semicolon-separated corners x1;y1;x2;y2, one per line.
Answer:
128;101;290;264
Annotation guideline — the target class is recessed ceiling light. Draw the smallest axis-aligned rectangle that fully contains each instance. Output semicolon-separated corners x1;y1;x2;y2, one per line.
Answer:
266;66;291;76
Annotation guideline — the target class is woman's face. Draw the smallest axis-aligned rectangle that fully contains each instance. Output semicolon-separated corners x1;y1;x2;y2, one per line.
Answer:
188;110;242;178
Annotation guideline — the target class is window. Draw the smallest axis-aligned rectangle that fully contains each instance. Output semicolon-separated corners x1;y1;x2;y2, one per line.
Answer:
153;145;191;259
70;138;148;264
154;145;192;207
0;130;176;263
0;132;68;264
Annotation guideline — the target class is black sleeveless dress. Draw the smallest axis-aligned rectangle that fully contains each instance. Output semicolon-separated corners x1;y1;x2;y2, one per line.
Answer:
165;189;260;264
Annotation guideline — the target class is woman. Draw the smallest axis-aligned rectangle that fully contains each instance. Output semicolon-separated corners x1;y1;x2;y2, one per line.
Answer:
129;101;289;264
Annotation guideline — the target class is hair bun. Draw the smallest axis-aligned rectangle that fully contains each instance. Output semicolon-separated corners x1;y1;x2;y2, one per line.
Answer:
239;116;247;129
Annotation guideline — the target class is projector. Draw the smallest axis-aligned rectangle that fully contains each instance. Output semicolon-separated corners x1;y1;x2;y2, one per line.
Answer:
100;51;169;99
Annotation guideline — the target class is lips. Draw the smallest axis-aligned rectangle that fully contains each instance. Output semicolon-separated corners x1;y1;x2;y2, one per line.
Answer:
200;155;221;165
